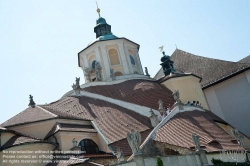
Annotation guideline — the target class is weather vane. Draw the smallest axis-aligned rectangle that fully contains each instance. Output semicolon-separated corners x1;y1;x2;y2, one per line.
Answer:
159;45;165;52
96;1;101;17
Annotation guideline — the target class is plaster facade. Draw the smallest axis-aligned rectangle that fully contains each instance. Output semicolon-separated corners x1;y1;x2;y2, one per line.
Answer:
204;70;250;137
79;38;144;82
161;75;209;109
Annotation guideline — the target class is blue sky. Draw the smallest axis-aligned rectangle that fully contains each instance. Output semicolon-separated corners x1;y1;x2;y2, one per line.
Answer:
0;0;250;124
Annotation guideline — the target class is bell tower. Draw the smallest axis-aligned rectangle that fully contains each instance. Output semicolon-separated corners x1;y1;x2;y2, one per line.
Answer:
77;5;144;83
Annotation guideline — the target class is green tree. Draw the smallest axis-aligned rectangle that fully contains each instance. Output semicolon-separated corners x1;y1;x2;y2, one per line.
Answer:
156;156;164;166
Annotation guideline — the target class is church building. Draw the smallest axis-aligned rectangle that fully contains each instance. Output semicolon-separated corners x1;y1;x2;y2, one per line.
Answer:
0;6;249;166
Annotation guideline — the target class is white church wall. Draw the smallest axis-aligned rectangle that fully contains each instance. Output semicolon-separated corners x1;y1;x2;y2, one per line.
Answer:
204;71;250;137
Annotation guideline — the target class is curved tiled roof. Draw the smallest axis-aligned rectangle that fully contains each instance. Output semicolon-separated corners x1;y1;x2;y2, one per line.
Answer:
40;96;151;144
1;106;57;127
83;79;175;110
154;110;243;152
170;49;250;88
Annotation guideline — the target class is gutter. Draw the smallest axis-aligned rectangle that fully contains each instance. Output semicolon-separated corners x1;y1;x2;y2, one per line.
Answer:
91;121;115;155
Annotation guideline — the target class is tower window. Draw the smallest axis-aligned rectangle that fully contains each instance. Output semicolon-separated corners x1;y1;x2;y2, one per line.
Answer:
129;55;135;65
78;139;99;154
92;60;97;69
108;49;120;65
114;72;123;76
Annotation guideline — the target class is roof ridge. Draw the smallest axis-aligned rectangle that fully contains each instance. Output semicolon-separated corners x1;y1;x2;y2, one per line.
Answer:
174;49;249;65
36;105;58;117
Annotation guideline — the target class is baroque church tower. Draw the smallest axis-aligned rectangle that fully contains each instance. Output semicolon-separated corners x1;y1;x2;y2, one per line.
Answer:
78;6;144;83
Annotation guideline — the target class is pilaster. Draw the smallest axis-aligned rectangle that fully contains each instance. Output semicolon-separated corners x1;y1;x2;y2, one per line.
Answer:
100;46;110;80
94;48;105;80
134;48;144;74
117;43;130;74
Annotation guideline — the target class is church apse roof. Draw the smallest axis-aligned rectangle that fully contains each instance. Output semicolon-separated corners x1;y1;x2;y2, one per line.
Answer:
83;79;175;110
40;96;152;144
1;105;58;127
170;49;250;89
154;110;243;152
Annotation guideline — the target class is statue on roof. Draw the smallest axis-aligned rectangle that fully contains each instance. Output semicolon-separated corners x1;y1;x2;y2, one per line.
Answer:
145;67;150;76
94;61;102;81
232;127;245;147
192;133;201;151
173;90;181;103
84;67;92;82
75;77;80;88
160;51;175;76
116;147;124;163
127;129;142;155
28;95;36;108
110;68;115;81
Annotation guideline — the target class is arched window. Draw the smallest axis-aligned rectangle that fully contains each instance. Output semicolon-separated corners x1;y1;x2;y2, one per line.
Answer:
129;55;135;65
92;60;96;69
114;72;123;76
78;139;99;154
108;49;120;65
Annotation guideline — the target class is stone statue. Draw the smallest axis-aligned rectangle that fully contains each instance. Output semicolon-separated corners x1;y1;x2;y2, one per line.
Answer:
110;68;115;81
173;90;181;103
72;138;78;147
127;129;142;155
116;147;124;163
192;133;201;151
160;51;175;76
72;83;77;90
158;100;164;111
145;67;150;76
28;95;36;108
232;127;245;147
94;61;102;81
84;67;92;82
75;77;80;88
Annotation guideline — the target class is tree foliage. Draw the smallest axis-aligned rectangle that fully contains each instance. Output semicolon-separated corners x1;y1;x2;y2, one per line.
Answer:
156;156;164;166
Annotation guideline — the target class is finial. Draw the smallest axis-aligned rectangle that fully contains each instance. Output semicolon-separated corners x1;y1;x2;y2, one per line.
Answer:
175;44;178;49
159;45;164;52
96;1;101;17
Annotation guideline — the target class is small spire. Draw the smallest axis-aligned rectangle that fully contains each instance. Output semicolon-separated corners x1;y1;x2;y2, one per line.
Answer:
96;1;101;17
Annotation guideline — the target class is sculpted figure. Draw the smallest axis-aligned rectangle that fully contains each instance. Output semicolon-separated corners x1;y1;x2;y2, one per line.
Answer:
127;129;142;155
192;133;201;151
173;90;181;103
145;67;150;76
232;127;245;147
84;67;92;82
158;100;164;110
28;95;36;108
110;68;115;80
116;147;124;163
94;61;102;81
75;77;80;87
72;138;78;147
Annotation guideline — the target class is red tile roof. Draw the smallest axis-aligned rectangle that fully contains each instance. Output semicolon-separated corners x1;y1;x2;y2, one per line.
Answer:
154;110;244;152
1;106;57;127
83;79;175;110
40;96;152;144
170;49;250;88
110;129;152;156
